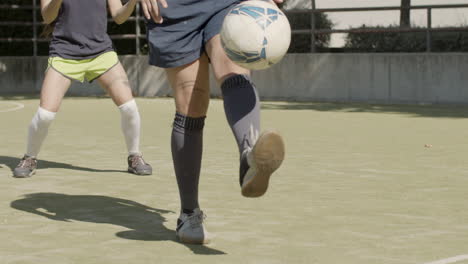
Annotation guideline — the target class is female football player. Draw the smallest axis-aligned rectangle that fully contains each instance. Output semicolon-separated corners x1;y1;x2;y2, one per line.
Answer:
12;0;166;177
144;0;286;244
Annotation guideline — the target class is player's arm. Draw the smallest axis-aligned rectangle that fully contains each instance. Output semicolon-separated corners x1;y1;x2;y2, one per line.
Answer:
108;0;138;25
108;0;168;24
140;0;168;24
40;0;63;24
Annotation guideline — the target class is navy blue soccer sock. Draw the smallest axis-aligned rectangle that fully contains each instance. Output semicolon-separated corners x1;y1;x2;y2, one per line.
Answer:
221;74;261;155
171;113;205;211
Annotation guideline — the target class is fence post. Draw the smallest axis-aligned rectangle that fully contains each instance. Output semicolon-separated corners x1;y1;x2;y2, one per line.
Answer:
135;3;141;56
32;0;40;91
426;8;432;52
32;0;38;57
310;0;316;53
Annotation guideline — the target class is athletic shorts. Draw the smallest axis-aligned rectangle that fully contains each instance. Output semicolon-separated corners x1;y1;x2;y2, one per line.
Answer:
147;0;244;68
48;51;119;83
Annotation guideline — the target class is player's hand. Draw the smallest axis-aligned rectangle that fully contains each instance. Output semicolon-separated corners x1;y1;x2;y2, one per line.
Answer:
140;0;168;24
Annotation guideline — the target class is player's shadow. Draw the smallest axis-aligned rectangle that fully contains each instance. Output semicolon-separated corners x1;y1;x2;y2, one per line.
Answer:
0;155;125;174
10;193;226;255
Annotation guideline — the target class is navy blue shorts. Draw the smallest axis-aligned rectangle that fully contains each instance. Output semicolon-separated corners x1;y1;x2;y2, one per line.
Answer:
147;0;243;68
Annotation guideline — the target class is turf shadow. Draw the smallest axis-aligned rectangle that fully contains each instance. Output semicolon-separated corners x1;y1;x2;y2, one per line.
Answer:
261;102;468;118
0;155;125;174
10;193;226;255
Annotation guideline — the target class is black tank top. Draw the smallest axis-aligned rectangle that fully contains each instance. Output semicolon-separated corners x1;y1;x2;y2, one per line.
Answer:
49;0;113;59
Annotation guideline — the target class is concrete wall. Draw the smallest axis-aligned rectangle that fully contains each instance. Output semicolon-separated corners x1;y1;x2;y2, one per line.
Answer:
1;53;467;104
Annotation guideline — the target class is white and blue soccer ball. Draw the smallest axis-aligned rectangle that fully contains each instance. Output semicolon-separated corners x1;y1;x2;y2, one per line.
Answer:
220;0;291;70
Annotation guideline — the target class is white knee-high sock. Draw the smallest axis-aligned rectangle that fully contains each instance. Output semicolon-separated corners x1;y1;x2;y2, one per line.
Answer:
26;107;57;157
118;99;141;156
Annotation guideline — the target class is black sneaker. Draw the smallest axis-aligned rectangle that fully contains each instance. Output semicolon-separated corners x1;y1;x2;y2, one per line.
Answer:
240;130;285;197
127;154;152;175
13;155;37;178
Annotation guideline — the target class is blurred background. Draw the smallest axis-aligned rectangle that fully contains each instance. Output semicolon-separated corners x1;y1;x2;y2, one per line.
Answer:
1;0;467;55
1;0;468;104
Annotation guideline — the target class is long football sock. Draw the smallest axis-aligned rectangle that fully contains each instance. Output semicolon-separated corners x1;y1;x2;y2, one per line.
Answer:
171;113;205;211
118;99;141;156
26;107;56;157
221;74;260;155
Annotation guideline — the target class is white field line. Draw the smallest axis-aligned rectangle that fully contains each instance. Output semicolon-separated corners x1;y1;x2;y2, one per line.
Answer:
0;102;24;113
423;255;468;264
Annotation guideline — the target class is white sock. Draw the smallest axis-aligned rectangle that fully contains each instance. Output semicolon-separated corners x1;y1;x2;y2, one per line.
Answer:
26;107;56;157
119;99;141;156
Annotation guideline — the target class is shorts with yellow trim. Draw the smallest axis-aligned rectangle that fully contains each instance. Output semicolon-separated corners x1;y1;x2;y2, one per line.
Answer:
48;51;119;83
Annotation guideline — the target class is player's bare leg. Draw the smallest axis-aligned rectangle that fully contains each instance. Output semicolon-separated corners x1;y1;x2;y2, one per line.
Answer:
14;68;71;178
166;54;211;244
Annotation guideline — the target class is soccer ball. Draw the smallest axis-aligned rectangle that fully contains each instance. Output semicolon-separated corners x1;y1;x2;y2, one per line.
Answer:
220;0;291;70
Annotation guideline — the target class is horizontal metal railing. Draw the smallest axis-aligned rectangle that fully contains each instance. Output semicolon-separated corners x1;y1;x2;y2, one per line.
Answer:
289;2;468;52
1;1;467;55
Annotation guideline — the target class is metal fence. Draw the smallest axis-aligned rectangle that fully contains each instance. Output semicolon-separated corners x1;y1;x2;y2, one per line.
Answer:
1;0;468;56
290;1;468;52
0;0;145;56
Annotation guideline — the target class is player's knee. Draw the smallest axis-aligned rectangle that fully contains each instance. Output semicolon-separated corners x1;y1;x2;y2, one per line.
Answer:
178;105;208;118
175;82;209;117
36;107;56;126
118;99;139;117
214;60;250;84
217;67;249;83
191;85;210;108
108;77;130;90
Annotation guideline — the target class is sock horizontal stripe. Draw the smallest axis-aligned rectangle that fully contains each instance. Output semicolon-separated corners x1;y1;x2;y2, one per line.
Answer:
173;112;206;131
